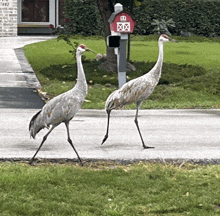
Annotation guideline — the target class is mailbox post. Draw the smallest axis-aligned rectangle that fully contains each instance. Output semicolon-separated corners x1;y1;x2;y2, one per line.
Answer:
108;3;136;88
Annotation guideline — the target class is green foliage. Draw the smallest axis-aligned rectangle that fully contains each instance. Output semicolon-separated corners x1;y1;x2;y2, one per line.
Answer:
1;162;220;215
57;34;87;61
57;34;78;59
133;0;220;37
151;18;176;35
62;0;220;37
134;0;142;6
64;0;103;35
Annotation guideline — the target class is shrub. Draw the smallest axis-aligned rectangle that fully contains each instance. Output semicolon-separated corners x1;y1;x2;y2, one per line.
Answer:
133;0;220;37
64;0;103;35
63;0;220;37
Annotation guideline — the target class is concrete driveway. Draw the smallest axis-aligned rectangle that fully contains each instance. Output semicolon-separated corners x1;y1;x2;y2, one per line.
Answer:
0;36;54;108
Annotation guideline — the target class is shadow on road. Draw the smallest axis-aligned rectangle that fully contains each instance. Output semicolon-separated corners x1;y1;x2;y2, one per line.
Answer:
0;87;45;109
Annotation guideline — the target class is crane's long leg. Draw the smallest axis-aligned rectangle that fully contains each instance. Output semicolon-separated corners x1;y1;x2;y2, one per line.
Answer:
134;102;154;149
65;121;82;165
29;124;57;165
101;110;111;145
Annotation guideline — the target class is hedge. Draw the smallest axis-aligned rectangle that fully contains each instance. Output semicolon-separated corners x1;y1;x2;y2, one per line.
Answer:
133;0;220;37
64;0;220;37
64;0;103;35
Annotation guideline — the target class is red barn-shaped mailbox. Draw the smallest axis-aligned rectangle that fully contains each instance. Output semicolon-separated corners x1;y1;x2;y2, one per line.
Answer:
109;11;136;34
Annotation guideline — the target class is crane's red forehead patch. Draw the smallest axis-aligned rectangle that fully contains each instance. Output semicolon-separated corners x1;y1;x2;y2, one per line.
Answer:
79;44;86;49
162;34;169;39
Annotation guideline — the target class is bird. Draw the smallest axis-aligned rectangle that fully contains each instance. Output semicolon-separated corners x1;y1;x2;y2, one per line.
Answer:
101;34;178;148
29;44;94;165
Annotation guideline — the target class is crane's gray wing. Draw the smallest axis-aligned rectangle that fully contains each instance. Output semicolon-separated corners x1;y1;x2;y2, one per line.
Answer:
105;76;155;110
41;91;84;126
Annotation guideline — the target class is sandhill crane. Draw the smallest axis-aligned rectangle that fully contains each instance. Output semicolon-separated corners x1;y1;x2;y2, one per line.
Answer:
101;34;178;148
29;44;94;165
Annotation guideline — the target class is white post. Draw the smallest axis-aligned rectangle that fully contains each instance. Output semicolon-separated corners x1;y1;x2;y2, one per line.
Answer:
113;3;127;88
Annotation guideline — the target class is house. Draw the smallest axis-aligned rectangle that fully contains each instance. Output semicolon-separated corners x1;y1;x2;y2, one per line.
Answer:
0;0;64;36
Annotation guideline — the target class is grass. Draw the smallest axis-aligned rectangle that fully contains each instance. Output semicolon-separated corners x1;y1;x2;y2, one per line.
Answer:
23;35;220;109
131;41;220;70
1;162;220;215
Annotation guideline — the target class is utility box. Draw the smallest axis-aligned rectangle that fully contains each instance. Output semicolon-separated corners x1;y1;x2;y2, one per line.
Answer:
109;11;136;34
107;35;120;48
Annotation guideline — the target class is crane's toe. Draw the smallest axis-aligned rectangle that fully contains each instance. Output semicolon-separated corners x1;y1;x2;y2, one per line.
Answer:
101;135;108;145
143;145;155;149
29;159;35;165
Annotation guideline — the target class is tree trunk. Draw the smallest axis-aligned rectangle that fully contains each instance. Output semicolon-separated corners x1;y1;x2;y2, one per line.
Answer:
127;0;134;61
96;0;117;72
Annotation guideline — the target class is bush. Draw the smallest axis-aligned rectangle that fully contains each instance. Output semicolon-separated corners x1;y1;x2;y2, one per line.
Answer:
64;0;103;35
63;0;220;37
133;0;220;37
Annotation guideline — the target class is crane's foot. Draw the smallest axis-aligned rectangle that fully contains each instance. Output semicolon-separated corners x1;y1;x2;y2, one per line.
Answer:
29;159;35;165
101;135;108;145
79;161;83;166
143;145;155;149
78;159;83;166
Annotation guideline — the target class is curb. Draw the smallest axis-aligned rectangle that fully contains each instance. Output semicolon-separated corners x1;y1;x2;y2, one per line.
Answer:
14;47;42;89
1;158;220;165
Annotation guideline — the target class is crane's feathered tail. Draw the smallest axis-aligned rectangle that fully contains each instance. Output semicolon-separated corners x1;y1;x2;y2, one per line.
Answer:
29;110;44;139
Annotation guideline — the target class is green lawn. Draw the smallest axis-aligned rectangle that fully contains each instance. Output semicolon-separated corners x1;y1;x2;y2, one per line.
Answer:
131;41;220;70
1;162;220;215
23;35;220;109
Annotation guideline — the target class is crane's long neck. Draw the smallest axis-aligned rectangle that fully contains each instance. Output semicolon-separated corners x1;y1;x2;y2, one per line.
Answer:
76;54;86;81
75;54;88;95
149;41;164;83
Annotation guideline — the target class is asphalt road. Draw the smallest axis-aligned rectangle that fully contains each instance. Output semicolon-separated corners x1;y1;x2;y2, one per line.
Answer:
1;109;219;163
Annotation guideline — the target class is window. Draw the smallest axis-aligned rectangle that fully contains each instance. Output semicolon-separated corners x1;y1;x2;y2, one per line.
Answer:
22;0;49;22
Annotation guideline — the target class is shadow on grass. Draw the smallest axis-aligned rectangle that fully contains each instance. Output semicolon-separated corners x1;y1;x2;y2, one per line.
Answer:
38;60;207;87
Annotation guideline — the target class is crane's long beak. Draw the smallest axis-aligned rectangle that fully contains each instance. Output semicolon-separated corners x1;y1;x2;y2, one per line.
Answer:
86;47;95;53
169;37;179;43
